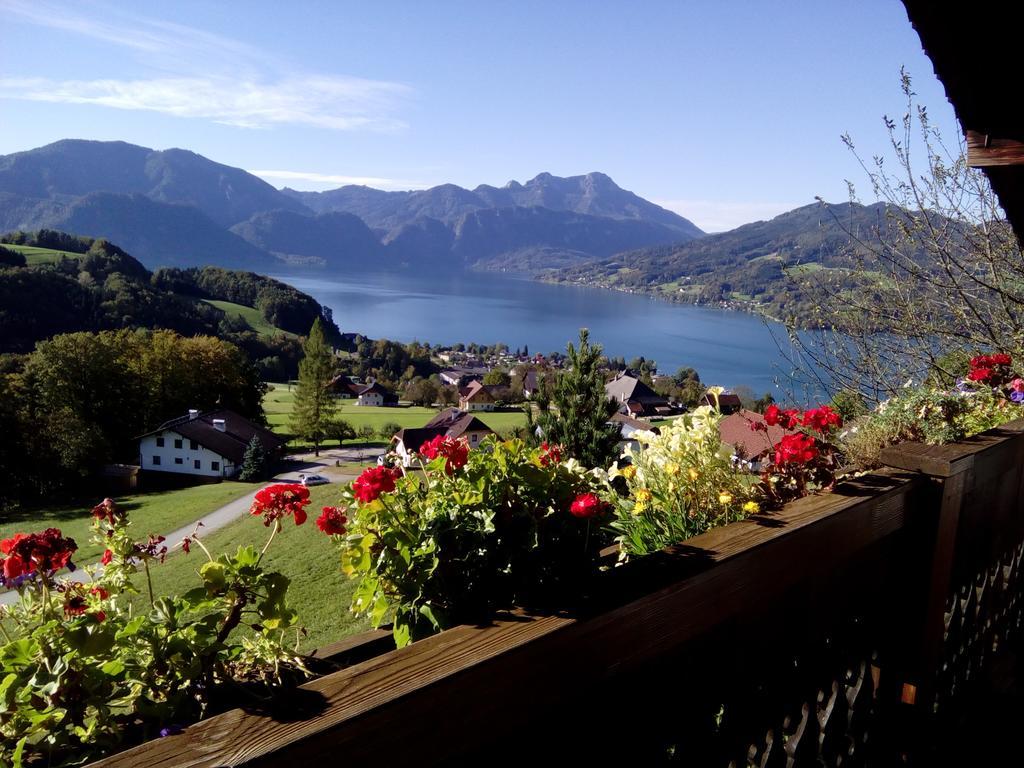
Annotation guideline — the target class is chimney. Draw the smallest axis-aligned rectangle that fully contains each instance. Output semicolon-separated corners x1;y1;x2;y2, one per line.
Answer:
212;418;226;432
188;409;199;420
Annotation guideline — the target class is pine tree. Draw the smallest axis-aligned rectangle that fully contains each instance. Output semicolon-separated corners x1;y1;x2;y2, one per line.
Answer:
532;329;620;468
291;318;337;456
238;435;269;481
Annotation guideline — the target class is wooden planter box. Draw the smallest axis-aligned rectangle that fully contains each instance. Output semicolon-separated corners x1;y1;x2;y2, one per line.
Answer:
90;420;1024;767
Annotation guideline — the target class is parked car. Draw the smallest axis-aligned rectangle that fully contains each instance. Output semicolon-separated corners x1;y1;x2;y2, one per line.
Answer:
299;473;329;486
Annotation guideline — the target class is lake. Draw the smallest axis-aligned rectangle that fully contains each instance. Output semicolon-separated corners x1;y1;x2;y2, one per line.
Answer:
272;270;809;396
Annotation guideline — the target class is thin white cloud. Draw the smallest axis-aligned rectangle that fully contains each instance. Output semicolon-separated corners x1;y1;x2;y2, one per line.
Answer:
0;76;410;131
654;199;805;232
250;169;430;191
0;0;412;132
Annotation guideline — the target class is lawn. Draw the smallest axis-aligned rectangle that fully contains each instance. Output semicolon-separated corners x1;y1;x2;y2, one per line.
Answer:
264;383;529;446
203;299;295;339
2;243;83;265
0;482;258;566
127;483;368;652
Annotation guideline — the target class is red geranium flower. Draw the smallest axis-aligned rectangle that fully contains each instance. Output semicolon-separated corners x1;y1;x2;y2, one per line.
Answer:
91;586;109;600
419;435;470;475
991;353;1012;366
250;483;311;526
0;528;77;583
101;548;113;565
801;406;843;433
352;466;400;503
775;433;818;465
569;492;606;519
539;442;563;467
91;497;121;525
967;367;995;382
317;506;348;535
764;404;800;429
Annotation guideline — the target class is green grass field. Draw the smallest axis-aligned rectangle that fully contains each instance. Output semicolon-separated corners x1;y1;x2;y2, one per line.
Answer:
127;483;368;652
0;482;257;566
263;383;528;446
203;299;295;339
2;243;83;265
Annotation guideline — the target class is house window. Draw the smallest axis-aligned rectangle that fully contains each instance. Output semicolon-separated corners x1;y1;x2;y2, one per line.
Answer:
471;434;478;443
174;439;183;449
194;460;201;469
156;437;165;447
211;461;220;471
174;457;183;465
190;440;198;450
152;456;161;466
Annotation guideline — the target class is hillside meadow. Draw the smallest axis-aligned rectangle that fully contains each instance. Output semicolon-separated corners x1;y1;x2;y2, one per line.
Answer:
263;383;529;447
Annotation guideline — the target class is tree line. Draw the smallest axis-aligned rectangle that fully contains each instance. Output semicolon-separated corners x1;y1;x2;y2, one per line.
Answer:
0;329;265;507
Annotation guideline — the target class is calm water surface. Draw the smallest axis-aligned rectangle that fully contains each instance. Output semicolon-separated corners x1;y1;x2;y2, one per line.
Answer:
273;270;806;395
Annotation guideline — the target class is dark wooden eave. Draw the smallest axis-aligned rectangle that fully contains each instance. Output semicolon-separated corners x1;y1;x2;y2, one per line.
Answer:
903;1;1024;241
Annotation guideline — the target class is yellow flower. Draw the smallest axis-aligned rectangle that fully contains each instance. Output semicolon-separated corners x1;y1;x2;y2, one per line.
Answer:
688;468;699;481
742;501;760;514
631;487;653;515
621;465;637;480
718;492;733;505
667;481;676;494
666;463;681;477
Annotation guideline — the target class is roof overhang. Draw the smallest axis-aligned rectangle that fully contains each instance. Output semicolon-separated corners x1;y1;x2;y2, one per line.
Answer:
903;0;1024;240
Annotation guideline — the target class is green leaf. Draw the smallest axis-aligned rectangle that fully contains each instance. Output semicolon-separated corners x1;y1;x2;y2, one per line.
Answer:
392;619;411;648
0;639;37;667
100;659;125;676
233;545;260;568
199;561;227;591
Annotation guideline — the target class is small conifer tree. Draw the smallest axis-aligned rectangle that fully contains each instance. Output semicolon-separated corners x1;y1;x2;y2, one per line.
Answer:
532;329;620;468
291;318;337;456
238;435;269;481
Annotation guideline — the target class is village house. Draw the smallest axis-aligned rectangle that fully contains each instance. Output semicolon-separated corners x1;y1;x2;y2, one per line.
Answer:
327;374;361;399
609;412;658;453
138;409;284;479
704;391;743;415
604;371;673;418
459;380;498;412
355;380;397;407
717;409;795;472
391;408;495;467
440;367;489;388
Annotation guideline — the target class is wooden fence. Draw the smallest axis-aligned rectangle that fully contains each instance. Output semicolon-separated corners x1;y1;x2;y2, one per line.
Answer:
91;420;1024;767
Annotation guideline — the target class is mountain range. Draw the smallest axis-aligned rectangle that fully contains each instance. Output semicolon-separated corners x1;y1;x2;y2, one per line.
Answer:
550;201;901;325
0;140;703;272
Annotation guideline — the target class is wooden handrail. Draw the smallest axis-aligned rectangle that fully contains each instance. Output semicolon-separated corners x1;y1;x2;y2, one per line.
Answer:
91;469;916;767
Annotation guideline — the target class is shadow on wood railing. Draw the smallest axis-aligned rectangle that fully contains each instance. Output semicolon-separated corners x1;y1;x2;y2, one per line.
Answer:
90;420;1024;767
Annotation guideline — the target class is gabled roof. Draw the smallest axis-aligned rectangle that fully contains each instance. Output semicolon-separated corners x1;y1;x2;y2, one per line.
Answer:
460;380;496;402
604;372;668;406
140;409;284;464
717;409;795;461
356;381;393;397
425;407;495;439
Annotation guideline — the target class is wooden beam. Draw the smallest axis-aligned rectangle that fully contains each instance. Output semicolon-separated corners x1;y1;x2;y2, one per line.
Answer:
966;130;1024;168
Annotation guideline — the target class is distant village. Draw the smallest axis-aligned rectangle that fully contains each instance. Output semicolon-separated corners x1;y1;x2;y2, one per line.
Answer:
133;336;787;486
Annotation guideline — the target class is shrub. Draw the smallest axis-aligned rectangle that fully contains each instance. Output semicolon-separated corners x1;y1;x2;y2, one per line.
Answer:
321;438;613;646
0;492;309;765
609;398;759;556
840;355;1022;469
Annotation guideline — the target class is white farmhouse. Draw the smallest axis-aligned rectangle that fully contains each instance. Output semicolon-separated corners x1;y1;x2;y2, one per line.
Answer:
138;409;285;479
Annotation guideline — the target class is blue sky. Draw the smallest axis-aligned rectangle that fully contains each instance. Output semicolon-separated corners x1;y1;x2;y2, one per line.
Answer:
0;0;958;231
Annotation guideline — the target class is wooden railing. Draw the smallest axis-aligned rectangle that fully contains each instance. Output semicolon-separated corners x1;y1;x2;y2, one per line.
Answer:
91;420;1024;767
